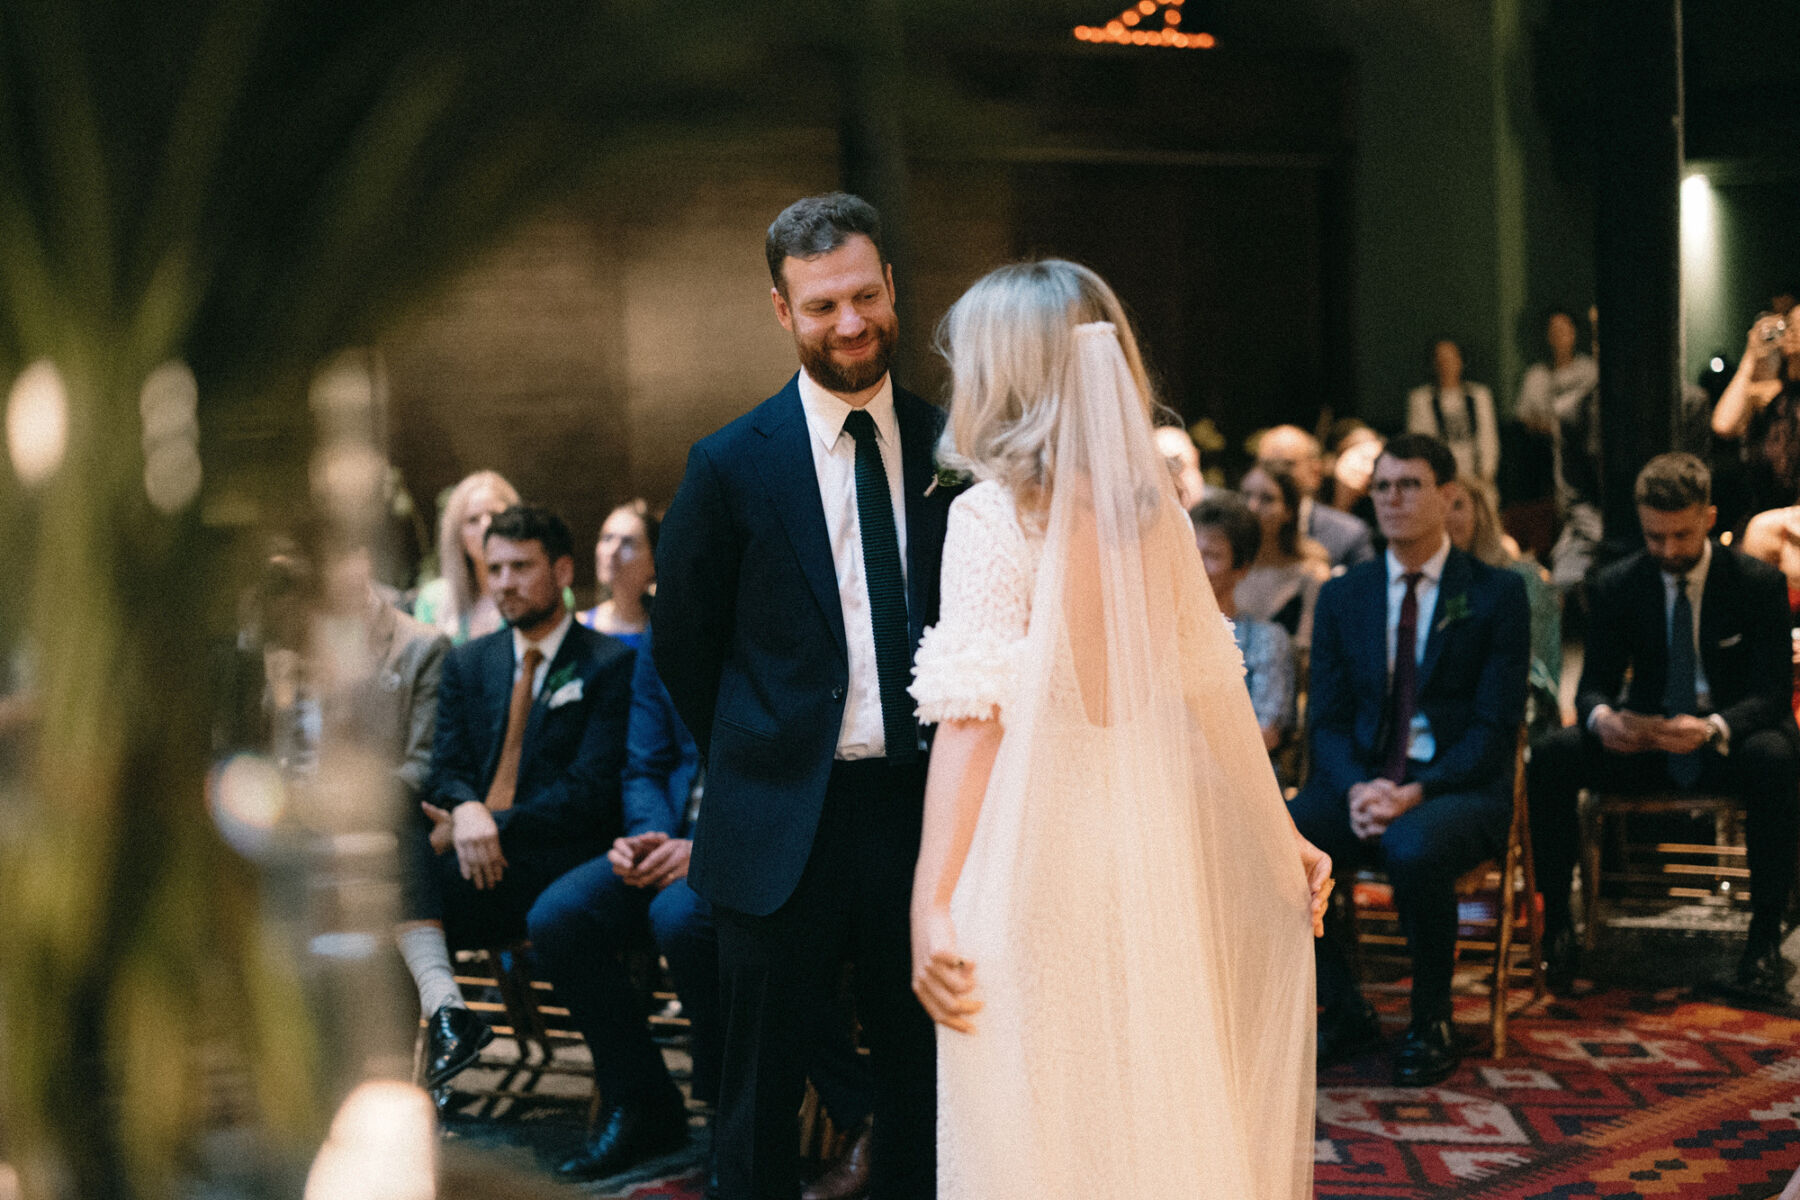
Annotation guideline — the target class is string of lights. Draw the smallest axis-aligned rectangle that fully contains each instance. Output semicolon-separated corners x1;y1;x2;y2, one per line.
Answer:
1074;0;1216;49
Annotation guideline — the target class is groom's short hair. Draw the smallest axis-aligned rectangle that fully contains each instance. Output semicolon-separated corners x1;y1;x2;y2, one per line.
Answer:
766;193;885;296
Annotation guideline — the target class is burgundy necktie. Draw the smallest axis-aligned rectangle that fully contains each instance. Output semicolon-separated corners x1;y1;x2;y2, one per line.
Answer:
1382;572;1423;784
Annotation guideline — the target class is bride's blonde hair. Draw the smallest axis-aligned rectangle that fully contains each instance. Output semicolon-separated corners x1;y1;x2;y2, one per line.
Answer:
935;259;1157;503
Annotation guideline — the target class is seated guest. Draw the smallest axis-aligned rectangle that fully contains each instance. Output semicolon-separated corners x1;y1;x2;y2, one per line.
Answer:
1193;494;1297;754
238;540;446;791
1515;308;1602;602
1258;423;1376;569
1155;423;1209;510
1444;475;1563;737
1292;434;1529;1086
414;469;521;644
397;507;656;1150
534;634;878;1192
1407;338;1500;490
1739;506;1800;719
578;499;658;646
1326;421;1383;509
1237;462;1329;650
1528;454;1799;1000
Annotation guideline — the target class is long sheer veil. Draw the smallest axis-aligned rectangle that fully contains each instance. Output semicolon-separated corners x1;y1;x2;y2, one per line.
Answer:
940;322;1316;1199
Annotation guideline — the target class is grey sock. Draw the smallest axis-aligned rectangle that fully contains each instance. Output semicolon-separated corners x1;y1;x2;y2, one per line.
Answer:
397;924;463;1015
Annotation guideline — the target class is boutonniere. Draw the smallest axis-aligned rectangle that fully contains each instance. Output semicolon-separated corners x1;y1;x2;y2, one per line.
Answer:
547;680;584;709
540;663;578;701
924;462;971;498
1435;593;1472;632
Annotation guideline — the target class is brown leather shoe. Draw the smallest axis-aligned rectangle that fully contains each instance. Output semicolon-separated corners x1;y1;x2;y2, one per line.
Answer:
801;1125;872;1200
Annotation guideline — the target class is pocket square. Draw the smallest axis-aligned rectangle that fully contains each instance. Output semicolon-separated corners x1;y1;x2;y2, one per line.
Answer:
546;679;584;709
1717;634;1743;648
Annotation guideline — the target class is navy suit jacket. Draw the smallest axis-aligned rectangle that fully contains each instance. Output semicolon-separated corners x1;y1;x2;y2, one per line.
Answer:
654;374;956;916
622;629;702;839
426;620;635;858
1575;544;1797;746
1307;546;1530;802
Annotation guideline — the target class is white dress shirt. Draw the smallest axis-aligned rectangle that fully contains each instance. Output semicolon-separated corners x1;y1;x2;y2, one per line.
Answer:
1386;535;1452;764
797;367;910;759
511;611;573;699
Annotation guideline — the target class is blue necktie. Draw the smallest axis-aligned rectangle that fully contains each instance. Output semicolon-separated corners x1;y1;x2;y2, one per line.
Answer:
843;409;918;763
1664;573;1702;788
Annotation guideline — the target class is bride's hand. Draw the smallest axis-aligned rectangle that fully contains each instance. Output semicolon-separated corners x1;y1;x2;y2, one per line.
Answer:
912;904;981;1033
1297;836;1333;938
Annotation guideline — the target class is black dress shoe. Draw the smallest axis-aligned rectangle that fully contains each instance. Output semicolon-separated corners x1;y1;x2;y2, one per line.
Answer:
1317;999;1383;1067
1392;1017;1461;1087
556;1095;690;1181
1734;934;1792;1005
1544;922;1581;995
424;1004;493;1089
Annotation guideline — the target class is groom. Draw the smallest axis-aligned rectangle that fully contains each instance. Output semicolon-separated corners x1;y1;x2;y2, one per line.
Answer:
655;193;955;1200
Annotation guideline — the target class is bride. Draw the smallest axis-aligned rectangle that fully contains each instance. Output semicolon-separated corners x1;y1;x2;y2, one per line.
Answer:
908;260;1332;1199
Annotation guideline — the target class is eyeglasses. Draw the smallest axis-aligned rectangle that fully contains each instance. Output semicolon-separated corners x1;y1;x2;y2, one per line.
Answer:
1370;477;1427;497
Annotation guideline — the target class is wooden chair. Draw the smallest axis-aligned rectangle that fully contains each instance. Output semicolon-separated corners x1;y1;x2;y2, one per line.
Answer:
419;940;692;1122
1578;790;1748;951
1344;727;1547;1057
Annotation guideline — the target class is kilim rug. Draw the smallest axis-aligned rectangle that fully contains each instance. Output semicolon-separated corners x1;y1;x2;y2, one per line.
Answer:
444;982;1800;1198
1317;984;1800;1200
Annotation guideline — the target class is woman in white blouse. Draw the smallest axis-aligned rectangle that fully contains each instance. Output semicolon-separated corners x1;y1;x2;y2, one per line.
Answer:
1407;338;1499;488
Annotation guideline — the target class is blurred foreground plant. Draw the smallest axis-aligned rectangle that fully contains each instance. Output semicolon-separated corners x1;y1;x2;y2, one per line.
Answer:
0;2;790;1195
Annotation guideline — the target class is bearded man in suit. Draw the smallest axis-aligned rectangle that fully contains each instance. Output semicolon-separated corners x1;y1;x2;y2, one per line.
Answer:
399;506;647;1152
655;193;955;1200
1528;453;1799;1001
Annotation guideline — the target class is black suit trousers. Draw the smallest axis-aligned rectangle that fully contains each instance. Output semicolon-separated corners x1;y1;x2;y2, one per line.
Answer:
1528;723;1800;933
397;804;596;940
712;758;935;1200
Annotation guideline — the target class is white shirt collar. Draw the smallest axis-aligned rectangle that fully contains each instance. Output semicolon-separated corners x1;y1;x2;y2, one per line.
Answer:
513;610;573;671
1386;533;1453;587
797;367;897;453
1661;538;1712;590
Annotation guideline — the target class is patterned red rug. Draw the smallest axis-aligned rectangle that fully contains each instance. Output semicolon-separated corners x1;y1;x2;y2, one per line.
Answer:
452;982;1800;1198
1317;984;1800;1200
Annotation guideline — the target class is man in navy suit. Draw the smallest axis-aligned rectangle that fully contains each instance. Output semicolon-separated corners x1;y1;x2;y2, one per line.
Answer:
1259;423;1377;569
398;507;643;1129
1292;433;1530;1086
655;193;954;1200
1528;453;1799;1001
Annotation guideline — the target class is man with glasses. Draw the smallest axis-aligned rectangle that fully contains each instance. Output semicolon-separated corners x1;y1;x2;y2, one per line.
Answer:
1292;433;1530;1086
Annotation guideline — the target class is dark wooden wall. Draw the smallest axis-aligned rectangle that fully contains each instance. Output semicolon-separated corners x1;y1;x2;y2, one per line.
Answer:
377;46;1355;594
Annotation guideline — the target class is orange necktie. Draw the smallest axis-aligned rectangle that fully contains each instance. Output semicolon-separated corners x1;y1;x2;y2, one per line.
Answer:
485;645;544;812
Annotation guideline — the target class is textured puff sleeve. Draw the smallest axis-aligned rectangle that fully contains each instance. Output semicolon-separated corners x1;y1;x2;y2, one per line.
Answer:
910;482;1032;724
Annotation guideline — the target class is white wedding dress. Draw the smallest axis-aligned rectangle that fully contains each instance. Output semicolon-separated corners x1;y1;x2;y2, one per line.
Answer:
909;327;1316;1200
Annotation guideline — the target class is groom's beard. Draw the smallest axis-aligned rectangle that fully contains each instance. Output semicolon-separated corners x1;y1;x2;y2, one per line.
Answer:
795;316;898;395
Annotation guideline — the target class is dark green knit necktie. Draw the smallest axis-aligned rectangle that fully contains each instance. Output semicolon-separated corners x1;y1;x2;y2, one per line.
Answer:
843;408;917;763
